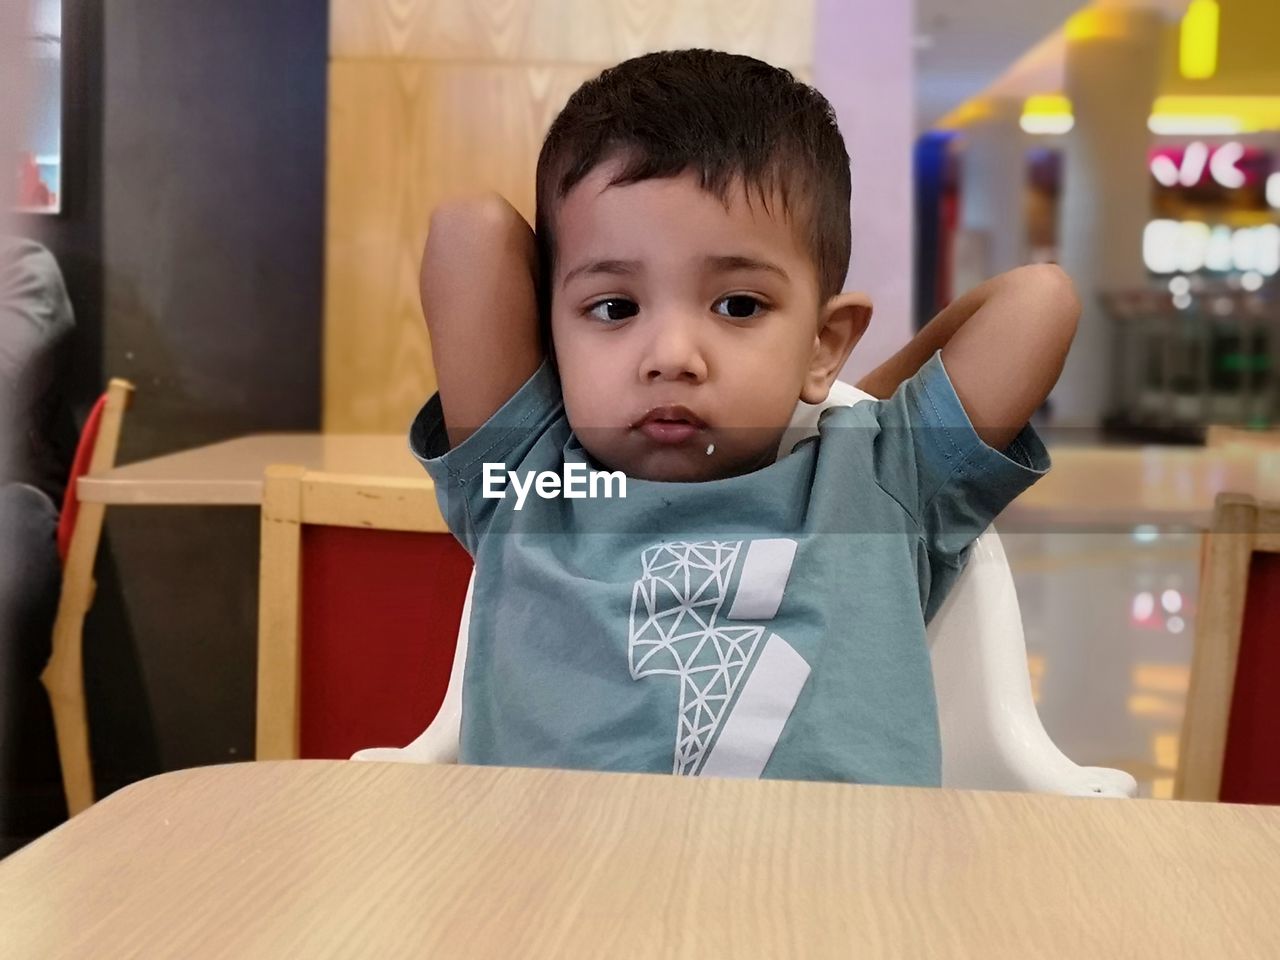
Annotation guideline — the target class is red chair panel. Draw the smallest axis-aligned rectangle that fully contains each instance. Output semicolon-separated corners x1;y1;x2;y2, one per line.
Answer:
56;391;109;564
1220;552;1280;805
298;526;473;759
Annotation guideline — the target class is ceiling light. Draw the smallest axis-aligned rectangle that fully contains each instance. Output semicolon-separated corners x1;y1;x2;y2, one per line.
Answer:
1020;95;1073;136
1151;97;1280;134
1148;115;1243;135
1020;114;1074;135
1180;0;1220;80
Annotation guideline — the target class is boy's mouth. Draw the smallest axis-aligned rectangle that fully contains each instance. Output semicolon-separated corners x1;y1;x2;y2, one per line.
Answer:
633;405;707;445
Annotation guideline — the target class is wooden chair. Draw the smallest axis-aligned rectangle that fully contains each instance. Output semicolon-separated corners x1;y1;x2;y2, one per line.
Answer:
255;466;472;760
41;378;135;816
1176;493;1280;802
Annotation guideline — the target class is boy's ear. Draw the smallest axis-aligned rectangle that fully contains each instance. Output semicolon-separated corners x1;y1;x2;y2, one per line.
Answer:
801;291;873;405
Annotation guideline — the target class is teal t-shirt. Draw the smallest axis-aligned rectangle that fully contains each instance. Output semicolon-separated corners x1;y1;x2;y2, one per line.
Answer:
410;351;1049;786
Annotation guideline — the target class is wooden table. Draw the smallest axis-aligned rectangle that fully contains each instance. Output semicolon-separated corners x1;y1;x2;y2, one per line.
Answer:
1004;444;1280;529
77;433;425;505
2;761;1279;958
78;432;1280;526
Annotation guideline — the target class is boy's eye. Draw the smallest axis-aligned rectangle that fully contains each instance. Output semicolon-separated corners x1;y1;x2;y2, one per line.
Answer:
713;295;765;319
587;298;639;324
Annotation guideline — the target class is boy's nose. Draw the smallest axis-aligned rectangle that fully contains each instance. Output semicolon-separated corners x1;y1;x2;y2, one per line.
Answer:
640;314;708;384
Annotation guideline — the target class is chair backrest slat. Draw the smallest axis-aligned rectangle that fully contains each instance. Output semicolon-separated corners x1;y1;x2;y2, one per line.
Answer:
256;466;471;761
1176;493;1280;802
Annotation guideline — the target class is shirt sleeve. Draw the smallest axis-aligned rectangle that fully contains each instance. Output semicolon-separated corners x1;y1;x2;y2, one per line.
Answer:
408;360;564;554
871;350;1050;619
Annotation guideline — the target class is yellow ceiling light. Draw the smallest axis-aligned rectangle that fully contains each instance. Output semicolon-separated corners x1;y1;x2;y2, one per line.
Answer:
936;94;1280;137
1151;96;1280;134
1020;94;1074;135
1179;0;1220;80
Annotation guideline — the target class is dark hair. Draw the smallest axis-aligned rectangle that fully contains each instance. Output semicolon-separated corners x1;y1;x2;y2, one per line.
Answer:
535;49;852;305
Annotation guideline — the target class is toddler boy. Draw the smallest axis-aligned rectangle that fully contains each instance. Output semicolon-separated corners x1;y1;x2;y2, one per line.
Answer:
408;49;1078;785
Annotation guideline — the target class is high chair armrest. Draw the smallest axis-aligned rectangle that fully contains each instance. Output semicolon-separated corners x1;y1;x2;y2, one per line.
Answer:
350;707;461;765
928;529;1137;798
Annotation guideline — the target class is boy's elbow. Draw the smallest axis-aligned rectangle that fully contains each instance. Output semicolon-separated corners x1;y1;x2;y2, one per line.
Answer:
421;193;535;314
428;192;520;240
1011;263;1081;342
1046;265;1081;344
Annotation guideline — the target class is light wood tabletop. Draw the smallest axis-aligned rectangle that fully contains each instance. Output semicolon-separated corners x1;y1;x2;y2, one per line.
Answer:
77;433;426;505
76;430;1280;527
2;761;1279;958
1003;443;1280;529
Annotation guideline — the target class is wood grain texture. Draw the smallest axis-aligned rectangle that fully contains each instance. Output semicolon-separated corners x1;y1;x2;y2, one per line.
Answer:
298;471;445;532
77;433;425;505
255;467;306;760
325;0;814;433
4;761;1280;958
331;0;813;68
324;60;595;432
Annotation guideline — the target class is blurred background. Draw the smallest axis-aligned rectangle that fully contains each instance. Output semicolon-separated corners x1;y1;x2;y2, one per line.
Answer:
3;0;1279;850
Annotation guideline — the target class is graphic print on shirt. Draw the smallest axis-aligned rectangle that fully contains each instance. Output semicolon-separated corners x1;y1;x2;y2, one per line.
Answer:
628;539;810;777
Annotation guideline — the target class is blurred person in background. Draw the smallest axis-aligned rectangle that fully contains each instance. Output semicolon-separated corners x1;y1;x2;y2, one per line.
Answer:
2;0;77;849
0;236;76;847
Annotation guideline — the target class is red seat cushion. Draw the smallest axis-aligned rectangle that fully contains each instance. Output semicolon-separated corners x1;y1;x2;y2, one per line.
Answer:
1220;552;1280;804
297;526;473;759
56;392;110;564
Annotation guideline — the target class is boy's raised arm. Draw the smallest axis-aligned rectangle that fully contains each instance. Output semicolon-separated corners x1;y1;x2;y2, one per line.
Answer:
419;193;544;449
856;264;1081;450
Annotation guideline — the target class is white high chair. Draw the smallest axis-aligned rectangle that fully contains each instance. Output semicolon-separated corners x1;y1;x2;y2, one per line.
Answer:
354;382;1137;798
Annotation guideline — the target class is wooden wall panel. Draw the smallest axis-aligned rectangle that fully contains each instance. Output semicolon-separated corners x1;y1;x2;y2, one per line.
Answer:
325;61;596;432
331;0;812;69
326;0;814;433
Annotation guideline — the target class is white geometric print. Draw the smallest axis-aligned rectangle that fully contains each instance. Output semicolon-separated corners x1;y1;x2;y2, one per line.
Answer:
628;539;797;775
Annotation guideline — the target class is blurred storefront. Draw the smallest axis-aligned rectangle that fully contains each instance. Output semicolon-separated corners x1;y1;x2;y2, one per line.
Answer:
918;0;1280;439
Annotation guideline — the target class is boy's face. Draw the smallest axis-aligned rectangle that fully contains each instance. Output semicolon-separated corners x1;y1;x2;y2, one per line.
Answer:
550;161;845;483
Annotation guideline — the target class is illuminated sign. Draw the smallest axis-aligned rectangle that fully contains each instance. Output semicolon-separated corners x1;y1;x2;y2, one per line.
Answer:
1144;220;1280;276
1209;142;1245;189
1149;142;1267;190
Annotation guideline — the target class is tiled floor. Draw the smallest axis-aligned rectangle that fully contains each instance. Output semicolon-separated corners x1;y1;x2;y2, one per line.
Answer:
1000;527;1201;799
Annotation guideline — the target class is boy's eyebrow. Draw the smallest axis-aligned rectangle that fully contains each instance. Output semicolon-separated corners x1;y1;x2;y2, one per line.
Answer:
703;255;790;281
561;259;642;288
